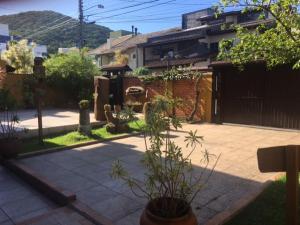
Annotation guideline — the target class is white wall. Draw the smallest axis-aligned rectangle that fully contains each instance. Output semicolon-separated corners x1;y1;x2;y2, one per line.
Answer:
33;45;47;57
0;24;9;36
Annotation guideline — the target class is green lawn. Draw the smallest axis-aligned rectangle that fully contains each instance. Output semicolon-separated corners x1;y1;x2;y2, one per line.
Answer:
21;119;145;154
225;176;289;225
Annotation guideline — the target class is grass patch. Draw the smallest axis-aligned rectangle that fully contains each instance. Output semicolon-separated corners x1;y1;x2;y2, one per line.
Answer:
225;176;289;225
21;119;145;154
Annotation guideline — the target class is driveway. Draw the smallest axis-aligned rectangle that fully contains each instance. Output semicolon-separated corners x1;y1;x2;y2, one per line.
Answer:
19;123;300;224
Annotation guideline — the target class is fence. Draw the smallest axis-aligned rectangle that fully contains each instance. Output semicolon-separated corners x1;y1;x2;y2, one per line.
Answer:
123;74;212;122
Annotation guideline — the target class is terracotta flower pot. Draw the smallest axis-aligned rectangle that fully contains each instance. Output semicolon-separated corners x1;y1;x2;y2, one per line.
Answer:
140;198;197;225
0;138;22;158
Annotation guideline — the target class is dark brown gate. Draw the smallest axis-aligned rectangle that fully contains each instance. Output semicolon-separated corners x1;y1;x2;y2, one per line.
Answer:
211;62;300;130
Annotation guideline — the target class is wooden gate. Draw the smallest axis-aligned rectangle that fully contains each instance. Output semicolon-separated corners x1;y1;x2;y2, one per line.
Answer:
211;62;300;129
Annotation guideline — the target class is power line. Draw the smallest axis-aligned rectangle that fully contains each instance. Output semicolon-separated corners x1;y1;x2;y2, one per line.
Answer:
91;0;176;20
21;15;75;38
25;18;77;38
86;0;160;17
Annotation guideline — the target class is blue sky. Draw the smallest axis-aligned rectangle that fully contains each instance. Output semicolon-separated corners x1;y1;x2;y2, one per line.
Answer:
0;0;229;33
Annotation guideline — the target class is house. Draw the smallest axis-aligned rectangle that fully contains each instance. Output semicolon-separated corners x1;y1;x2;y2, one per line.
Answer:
0;24;10;54
58;47;79;54
140;8;274;70
90;8;274;71
89;28;180;70
0;23;48;57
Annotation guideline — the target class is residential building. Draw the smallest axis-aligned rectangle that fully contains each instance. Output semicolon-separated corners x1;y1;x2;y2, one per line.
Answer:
89;28;180;70
0;24;10;54
90;8;274;71
0;23;48;57
141;8;274;70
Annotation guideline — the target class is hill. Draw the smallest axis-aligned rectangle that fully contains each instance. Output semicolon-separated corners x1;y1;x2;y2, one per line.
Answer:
0;11;112;53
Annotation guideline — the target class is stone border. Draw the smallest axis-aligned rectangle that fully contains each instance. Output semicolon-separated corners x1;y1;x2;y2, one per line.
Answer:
2;159;76;206
205;173;284;225
71;201;114;225
18;132;142;159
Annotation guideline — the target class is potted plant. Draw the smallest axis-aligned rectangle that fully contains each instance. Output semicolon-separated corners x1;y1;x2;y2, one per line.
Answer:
78;100;91;135
0;89;23;158
112;95;219;225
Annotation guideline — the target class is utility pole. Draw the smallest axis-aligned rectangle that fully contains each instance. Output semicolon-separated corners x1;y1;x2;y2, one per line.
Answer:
79;0;84;49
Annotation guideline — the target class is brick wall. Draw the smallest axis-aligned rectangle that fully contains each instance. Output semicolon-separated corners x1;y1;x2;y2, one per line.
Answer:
123;74;212;122
0;73;76;108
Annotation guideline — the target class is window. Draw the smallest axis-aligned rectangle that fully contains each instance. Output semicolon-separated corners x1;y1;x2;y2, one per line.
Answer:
210;42;219;53
132;54;136;59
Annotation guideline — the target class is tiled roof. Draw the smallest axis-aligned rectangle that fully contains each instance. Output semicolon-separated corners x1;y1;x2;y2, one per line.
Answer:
89;27;181;55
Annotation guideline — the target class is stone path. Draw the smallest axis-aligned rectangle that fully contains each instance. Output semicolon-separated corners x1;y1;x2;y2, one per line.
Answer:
19;123;300;225
0;165;56;225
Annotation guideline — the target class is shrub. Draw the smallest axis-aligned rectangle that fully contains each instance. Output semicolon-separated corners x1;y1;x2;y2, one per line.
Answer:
133;67;150;76
44;51;99;105
79;100;89;109
2;40;34;74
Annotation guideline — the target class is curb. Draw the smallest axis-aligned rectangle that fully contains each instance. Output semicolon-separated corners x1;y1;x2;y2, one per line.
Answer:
71;201;114;225
205;173;284;225
18;132;142;159
2;159;76;206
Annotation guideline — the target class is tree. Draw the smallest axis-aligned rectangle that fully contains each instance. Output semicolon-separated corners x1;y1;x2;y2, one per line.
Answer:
44;50;99;103
111;50;129;65
217;0;300;69
2;39;34;74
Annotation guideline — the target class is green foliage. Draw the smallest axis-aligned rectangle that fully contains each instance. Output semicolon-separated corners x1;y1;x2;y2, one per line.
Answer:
225;176;287;225
111;95;219;218
22;74;38;108
0;89;17;111
217;0;300;69
79;100;90;109
143;102;152;125
166;67;204;80
0;11;111;54
0;89;21;139
44;51;99;104
133;67;150;76
21;119;145;153
2;39;34;74
111;50;129;65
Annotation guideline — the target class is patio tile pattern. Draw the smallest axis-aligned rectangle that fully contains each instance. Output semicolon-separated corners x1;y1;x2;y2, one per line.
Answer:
0;165;56;224
19;123;300;224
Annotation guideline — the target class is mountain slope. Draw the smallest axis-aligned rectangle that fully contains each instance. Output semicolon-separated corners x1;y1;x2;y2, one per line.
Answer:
0;11;112;53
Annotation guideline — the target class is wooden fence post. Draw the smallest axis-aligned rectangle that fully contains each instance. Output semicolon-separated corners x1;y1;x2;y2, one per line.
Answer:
286;146;299;225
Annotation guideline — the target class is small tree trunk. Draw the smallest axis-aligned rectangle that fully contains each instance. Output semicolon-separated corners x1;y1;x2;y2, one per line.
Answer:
188;76;202;121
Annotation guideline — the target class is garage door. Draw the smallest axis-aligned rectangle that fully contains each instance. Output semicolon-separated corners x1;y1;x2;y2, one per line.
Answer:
214;64;300;129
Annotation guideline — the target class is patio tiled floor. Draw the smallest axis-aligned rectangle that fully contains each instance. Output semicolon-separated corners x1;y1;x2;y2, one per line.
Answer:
19;123;300;224
0;165;57;224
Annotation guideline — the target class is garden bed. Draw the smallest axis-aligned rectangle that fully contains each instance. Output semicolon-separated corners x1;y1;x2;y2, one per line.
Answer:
225;176;290;225
20;119;145;154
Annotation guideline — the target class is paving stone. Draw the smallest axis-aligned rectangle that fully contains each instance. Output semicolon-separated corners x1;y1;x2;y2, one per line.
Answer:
18;123;300;225
91;195;143;222
77;185;119;205
0;186;34;206
1;195;52;221
0;209;10;223
115;209;142;225
12;207;51;224
54;173;98;193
